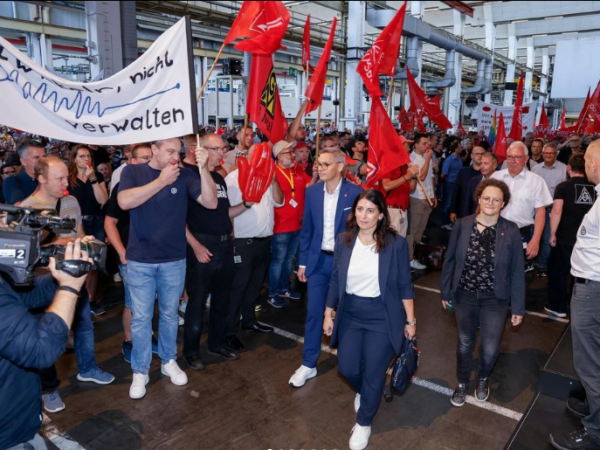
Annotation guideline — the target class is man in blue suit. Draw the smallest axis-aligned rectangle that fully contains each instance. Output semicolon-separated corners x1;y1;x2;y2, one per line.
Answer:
290;148;363;387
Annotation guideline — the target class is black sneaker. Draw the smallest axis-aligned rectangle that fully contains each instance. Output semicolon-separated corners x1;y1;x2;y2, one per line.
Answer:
525;263;535;273
550;428;600;450
566;398;590;420
475;377;489;402
451;384;467;407
537;267;548;277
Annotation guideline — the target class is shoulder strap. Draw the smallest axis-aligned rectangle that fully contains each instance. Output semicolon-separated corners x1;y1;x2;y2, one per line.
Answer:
56;198;62;215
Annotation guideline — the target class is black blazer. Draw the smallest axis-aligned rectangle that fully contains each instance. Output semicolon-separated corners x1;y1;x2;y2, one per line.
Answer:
326;233;415;354
440;215;525;315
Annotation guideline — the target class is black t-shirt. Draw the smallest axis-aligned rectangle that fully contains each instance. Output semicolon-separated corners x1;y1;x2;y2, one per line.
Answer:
68;172;105;216
554;176;597;245
183;162;232;236
105;182;129;247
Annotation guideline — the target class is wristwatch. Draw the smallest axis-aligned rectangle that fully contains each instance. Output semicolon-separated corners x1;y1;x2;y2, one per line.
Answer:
406;319;417;326
242;201;252;209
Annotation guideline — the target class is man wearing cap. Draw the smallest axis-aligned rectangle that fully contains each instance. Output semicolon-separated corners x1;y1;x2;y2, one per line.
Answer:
267;140;311;308
380;135;420;237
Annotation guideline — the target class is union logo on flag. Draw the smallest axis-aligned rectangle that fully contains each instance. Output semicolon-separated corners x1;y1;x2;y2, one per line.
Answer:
261;68;277;118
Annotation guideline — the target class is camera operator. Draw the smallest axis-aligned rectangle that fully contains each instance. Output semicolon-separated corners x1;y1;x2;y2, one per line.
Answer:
18;156;115;413
0;240;90;450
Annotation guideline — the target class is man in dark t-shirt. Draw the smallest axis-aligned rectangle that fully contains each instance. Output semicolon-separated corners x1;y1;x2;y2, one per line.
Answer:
546;153;597;316
118;137;218;400
181;134;254;370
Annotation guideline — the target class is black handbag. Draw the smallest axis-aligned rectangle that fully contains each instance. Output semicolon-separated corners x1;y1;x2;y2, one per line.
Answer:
383;336;420;402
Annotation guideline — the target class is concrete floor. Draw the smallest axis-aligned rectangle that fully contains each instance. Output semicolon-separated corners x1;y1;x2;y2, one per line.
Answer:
42;263;568;450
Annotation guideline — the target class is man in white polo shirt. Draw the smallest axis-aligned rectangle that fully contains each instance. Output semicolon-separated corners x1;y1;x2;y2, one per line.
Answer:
550;140;600;450
491;141;553;272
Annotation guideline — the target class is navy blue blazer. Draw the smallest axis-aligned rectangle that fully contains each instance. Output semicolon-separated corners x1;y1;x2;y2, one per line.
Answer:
440;215;526;315
298;179;363;277
326;233;415;354
450;166;481;218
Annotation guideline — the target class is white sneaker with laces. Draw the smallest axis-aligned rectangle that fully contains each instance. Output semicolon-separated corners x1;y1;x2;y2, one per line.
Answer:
349;424;371;450
288;365;317;388
129;373;149;399
354;393;361;413
410;259;427;270
161;360;188;386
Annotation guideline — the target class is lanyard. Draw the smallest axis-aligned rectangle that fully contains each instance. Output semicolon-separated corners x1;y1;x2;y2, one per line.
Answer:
277;166;295;197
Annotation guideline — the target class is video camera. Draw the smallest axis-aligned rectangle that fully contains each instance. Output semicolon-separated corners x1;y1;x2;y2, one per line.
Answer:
0;204;106;286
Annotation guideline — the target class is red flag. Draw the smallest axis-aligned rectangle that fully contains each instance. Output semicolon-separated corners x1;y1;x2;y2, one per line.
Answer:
535;102;550;138
356;1;407;97
398;107;411;132
584;81;600;133
457;122;467;134
304;18;337;114
416;110;427;132
575;88;592;134
223;1;290;55
406;68;452;130
302;15;315;73
560;107;567;130
509;71;524;141
495;112;508;164
366;97;411;187
246;54;288;143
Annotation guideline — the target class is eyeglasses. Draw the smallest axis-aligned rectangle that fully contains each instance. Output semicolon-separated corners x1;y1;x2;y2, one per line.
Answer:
136;156;152;161
1;170;15;175
542;152;557;156
278;151;293;156
204;146;229;153
315;161;341;169
480;196;502;205
506;155;524;161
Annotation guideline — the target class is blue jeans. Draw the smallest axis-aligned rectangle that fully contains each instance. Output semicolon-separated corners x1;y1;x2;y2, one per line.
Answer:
128;259;186;374
441;180;455;226
537;208;552;268
119;263;132;309
268;230;300;297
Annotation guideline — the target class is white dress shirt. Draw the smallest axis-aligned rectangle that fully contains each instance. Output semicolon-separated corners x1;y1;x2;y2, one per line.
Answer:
321;179;342;251
491;168;553;228
346;238;380;297
225;169;283;238
409;152;434;200
531;160;567;197
571;185;600;282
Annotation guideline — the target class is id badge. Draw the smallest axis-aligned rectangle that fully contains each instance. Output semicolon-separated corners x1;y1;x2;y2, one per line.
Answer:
234;253;242;264
289;198;298;208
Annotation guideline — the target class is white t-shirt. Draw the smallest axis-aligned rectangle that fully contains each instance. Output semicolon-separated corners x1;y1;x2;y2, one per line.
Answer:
491;168;553;228
346;237;380;297
571;185;600;282
409;152;434;200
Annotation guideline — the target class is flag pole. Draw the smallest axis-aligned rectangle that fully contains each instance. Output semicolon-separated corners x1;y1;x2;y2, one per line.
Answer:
416;176;433;207
241;113;249;150
387;74;395;116
196;42;226;103
316;104;322;158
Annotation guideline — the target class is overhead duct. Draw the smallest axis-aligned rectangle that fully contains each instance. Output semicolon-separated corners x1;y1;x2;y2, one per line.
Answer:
480;59;494;95
423;50;456;88
366;10;492;92
395;36;420;79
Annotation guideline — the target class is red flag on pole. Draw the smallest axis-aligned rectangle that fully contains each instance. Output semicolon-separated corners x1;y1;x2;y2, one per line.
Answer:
495;112;508;164
406;68;453;130
575;88;592;134
302;15;315;73
304;18;337;114
356;1;407;97
583;81;600;133
365;97;411;187
560;107;567;131
508;71;524;141
535;102;550;138
223;1;290;55
457;122;467;135
246;54;288;143
416;110;427;132
398;106;411;131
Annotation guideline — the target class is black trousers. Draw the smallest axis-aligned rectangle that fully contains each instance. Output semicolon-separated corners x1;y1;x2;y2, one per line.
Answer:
546;242;575;314
227;237;271;337
183;234;234;357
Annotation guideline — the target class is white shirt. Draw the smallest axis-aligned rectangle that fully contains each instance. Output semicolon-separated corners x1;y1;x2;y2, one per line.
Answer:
346;238;380;297
571;185;600;282
321;179;342;251
225;169;283;238
491;168;553;228
409;152;434;200
110;163;127;194
531;160;567;198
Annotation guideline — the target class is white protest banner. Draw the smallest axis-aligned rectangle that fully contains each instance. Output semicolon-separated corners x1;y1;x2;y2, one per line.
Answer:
477;101;537;137
0;16;197;145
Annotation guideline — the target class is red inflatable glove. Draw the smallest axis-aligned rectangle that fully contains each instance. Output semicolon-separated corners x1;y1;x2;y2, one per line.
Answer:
242;143;274;202
238;156;250;196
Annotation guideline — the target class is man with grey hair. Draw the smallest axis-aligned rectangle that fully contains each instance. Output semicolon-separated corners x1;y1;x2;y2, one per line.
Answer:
492;141;553;272
3;140;46;204
118;136;218;400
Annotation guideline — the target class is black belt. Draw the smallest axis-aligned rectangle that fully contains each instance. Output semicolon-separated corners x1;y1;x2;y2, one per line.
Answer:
194;233;232;242
519;225;533;233
575;277;599;285
321;249;334;256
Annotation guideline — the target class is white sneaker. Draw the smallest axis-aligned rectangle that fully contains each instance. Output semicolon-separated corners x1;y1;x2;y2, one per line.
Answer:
113;273;122;283
178;315;185;326
410;259;427;270
288;365;317;388
354;393;361;413
161;360;188;386
349;424;371;450
129;373;149;399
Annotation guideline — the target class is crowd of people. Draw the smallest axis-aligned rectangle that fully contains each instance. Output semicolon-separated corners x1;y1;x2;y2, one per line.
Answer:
1;112;600;450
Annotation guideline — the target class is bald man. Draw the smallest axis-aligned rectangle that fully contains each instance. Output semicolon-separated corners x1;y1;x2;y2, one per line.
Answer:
551;140;600;450
449;146;485;221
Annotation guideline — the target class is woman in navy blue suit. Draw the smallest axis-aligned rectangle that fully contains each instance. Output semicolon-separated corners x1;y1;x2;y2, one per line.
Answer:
323;189;416;450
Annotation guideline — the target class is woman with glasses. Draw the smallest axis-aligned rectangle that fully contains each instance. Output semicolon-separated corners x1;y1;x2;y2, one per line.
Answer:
440;178;525;407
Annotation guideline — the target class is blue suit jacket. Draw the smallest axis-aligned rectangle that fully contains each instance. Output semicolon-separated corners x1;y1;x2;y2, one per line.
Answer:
298;179;362;277
326;233;415;354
